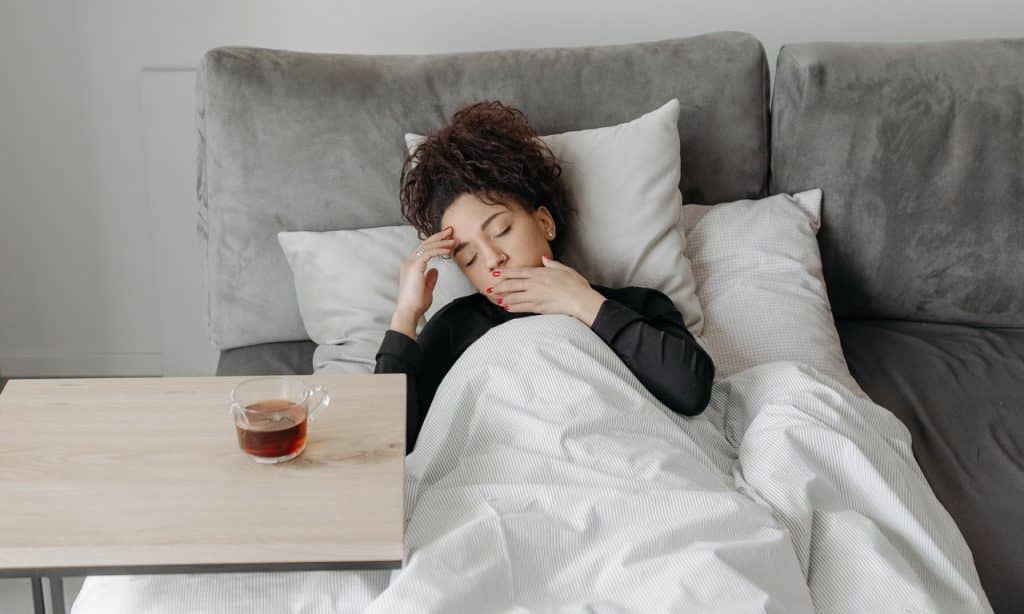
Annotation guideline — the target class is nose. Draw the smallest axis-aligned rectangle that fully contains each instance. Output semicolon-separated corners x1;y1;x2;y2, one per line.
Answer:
483;242;508;271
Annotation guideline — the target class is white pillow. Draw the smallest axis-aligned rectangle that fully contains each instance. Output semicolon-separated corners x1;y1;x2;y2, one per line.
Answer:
406;98;704;337
278;226;476;374
681;189;868;398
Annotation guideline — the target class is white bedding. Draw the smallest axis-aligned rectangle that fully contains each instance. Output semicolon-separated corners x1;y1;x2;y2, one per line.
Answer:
71;315;993;613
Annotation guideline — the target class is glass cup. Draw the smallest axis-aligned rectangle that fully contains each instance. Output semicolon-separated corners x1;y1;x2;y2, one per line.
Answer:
228;376;331;464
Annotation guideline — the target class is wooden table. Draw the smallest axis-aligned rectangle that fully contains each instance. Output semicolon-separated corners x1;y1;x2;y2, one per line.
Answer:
0;374;406;614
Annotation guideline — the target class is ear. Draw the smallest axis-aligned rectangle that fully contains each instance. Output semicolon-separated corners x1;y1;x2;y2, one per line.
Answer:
535;205;556;234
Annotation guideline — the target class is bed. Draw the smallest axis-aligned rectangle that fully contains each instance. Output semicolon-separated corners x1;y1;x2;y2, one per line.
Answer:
71;31;1021;613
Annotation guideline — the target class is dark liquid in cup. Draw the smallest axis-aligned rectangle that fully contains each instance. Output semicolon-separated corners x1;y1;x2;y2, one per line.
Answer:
235;399;307;459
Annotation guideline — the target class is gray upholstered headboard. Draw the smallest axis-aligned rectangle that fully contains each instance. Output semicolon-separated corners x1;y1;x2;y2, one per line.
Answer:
771;38;1024;328
195;31;770;351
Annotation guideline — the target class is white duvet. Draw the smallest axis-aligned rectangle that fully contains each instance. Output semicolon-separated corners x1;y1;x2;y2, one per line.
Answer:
71;315;993;613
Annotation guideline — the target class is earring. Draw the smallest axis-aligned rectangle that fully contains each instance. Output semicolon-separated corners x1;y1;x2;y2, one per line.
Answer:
547;230;554;239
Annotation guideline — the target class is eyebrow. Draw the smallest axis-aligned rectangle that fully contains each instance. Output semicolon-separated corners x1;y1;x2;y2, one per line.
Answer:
452;209;509;256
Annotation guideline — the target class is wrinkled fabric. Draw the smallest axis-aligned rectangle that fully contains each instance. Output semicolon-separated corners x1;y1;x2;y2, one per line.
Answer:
76;315;992;613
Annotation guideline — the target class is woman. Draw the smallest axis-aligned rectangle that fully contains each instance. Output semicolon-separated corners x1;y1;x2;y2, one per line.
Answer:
375;100;715;454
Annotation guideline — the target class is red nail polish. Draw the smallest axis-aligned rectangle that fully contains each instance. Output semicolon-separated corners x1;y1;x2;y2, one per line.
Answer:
496;298;503;304
486;287;493;294
491;271;500;277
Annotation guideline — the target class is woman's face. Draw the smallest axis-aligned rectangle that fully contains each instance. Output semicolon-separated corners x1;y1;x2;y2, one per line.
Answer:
440;192;557;294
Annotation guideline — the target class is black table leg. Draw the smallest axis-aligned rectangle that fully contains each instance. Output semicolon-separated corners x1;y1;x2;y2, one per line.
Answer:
30;576;45;614
50;575;65;614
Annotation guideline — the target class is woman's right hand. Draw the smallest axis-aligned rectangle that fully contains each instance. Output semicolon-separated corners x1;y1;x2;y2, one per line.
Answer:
394;226;455;322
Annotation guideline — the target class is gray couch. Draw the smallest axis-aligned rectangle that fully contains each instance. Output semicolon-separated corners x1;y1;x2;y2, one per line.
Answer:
195;32;1023;613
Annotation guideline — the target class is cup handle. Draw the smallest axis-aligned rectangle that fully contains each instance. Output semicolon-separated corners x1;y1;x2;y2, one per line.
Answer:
307;385;330;422
228;402;250;427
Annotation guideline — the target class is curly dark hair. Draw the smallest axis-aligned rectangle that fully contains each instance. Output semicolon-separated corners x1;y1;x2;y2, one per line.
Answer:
399;100;576;259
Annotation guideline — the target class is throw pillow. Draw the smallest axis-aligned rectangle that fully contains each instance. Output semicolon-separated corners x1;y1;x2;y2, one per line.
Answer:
278;225;476;373
681;189;868;398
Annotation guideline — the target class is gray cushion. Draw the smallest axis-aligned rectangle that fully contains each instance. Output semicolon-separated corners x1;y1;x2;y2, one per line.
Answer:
771;39;1024;327
836;318;1024;614
196;31;771;350
216;340;315;376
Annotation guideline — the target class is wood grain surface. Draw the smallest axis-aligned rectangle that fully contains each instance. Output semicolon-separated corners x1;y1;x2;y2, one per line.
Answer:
0;374;406;572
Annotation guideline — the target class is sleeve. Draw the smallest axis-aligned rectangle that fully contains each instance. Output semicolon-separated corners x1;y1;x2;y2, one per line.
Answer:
589;290;716;417
373;315;454;455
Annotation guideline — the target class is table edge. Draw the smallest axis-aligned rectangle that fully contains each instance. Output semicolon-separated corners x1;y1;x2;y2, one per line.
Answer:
0;559;402;577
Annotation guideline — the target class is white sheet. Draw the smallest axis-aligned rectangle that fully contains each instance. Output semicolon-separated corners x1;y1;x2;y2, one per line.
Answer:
71;315;993;613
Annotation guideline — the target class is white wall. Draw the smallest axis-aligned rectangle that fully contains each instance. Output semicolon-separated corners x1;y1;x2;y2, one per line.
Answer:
1;0;1020;378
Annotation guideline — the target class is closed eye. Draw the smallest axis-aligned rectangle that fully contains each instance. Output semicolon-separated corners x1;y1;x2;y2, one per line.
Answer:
464;226;511;267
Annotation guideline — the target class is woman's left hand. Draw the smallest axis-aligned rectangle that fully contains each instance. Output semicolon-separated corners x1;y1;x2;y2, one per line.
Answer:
488;255;607;325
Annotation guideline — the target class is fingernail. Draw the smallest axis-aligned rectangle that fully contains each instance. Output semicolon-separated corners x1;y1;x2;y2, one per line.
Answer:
486;287;492;293
504;306;510;311
496;298;503;304
492;271;500;277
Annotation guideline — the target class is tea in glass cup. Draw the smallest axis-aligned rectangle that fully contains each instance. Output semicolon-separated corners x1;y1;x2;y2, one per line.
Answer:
228;376;330;464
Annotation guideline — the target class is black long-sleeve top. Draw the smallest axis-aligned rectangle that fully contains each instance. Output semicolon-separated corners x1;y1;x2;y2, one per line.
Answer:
374;284;716;455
